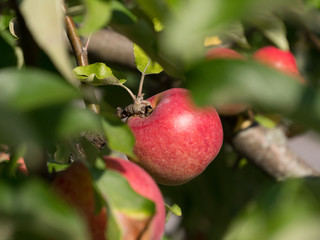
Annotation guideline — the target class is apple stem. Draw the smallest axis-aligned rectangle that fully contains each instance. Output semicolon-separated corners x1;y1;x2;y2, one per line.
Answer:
137;59;151;100
118;84;137;102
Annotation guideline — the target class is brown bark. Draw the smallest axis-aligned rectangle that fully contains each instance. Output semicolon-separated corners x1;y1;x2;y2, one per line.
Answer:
232;125;320;180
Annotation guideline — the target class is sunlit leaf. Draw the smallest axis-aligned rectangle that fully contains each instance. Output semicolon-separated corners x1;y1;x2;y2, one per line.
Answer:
254;114;277;129
0;68;79;111
73;63;126;86
134;44;163;74
19;0;77;86
165;203;182;221
79;0;112;35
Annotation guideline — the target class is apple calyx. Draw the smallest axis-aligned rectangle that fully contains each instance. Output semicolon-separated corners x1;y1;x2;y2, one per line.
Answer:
117;96;153;120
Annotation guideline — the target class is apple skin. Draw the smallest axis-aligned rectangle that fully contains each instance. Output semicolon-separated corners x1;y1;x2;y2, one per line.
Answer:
52;158;166;240
52;162;107;240
127;88;223;185
206;47;245;60
104;156;166;240
253;46;306;84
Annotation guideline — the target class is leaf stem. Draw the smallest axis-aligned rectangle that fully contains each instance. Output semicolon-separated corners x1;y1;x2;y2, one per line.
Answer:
137;59;151;99
118;84;137;102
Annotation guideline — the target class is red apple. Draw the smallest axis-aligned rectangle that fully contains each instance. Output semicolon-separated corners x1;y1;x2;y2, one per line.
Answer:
253;46;306;84
104;156;166;240
206;47;245;60
52;162;107;240
52;158;166;240
127;88;223;185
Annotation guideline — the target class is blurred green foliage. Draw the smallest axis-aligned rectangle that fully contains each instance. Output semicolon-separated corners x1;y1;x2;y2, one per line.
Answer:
1;0;320;239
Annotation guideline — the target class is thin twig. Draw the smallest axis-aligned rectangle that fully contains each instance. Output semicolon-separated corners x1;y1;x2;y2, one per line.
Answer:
63;3;100;113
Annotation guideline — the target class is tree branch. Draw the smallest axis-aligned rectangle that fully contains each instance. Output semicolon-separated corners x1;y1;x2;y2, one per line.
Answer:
63;3;106;150
84;28;136;69
232;125;320;180
63;4;100;114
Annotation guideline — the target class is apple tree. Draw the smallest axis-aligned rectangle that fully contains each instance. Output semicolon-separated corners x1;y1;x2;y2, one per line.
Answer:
1;0;320;239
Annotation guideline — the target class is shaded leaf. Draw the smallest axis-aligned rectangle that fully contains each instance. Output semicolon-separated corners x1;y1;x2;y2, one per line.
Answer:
162;0;289;63
0;13;12;31
73;63;126;86
27;105;104;143
0;68;79;111
19;0;77;86
224;179;320;240
0;103;37;147
219;22;250;49
185;59;320;132
110;2;182;78
0;179;89;240
135;0;169;22
254;12;289;50
92;168;155;218
79;0;112;36
134;44;163;74
102;113;136;159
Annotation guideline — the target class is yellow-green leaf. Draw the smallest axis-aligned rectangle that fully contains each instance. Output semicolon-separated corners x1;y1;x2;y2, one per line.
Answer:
134;44;163;74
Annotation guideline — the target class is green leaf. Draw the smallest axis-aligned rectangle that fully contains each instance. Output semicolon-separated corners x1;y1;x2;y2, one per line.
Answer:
165;203;182;221
0;13;12;31
26;105;104;143
162;0;289;63
0;32;18;67
0;104;37;147
79;0;112;35
166;203;182;216
48;162;70;173
254;114;277;129
134;44;163;74
0;179;89;240
102;113;136;160
53;107;103;139
224;179;320;240
135;0;169;21
92;168;155;218
19;0;77;86
0;68;79;111
110;3;182;78
219;22;250;49
185;59;320;132
254;12;289;50
73;63;126;86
